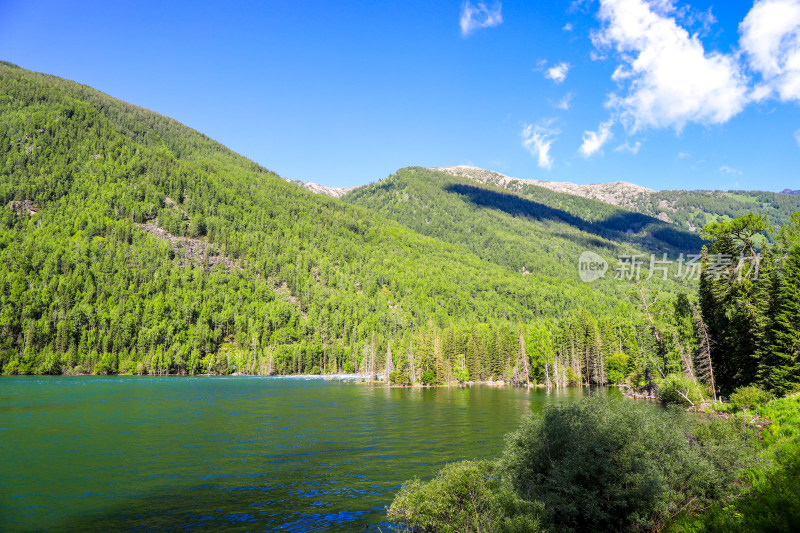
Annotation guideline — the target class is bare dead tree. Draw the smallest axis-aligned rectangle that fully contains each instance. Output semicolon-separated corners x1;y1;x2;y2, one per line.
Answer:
543;350;551;388
518;328;530;385
638;287;667;369
634;288;666;380
408;341;416;383
691;302;717;403
384;342;394;382
672;330;695;381
369;335;377;381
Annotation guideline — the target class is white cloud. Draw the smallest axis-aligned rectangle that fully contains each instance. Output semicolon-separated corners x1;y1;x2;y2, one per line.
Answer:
555;92;574;110
590;50;607;61
563;22;574;31
460;1;503;37
678;151;690;158
740;0;800;103
720;165;743;175
580;120;614;157
615;140;642;154
594;0;748;131
522;120;558;169
795;128;800;146
685;7;717;37
545;62;571;83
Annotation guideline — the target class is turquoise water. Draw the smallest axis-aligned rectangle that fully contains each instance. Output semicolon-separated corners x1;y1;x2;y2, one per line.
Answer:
0;376;588;532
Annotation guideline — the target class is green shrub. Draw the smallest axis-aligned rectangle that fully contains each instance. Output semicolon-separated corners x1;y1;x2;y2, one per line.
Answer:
454;364;470;383
669;434;800;533
605;351;630;384
2;358;19;375
420;369;436;385
387;460;543;533
389;370;411;385
499;395;758;532
729;385;772;413
657;373;707;406
309;365;321;375
668;393;800;532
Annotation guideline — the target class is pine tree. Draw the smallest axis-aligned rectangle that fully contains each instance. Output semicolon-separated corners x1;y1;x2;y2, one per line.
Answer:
433;331;444;383
466;329;481;381
760;245;800;394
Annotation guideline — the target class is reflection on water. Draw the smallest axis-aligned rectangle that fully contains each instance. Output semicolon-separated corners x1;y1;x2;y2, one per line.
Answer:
0;377;588;532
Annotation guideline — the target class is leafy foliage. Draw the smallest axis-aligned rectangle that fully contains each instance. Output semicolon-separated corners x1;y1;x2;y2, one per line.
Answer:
657;373;709;406
389;396;761;533
729;386;773;413
669;393;800;533
387;460;544;533
499;395;757;532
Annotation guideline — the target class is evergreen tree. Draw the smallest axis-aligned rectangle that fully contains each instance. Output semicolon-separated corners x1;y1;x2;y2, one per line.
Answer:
759;245;800;394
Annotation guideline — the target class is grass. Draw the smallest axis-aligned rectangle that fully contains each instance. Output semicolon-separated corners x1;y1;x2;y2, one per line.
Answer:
759;392;800;446
725;193;759;203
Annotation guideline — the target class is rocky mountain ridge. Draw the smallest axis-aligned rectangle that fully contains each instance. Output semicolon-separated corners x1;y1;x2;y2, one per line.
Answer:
430;165;656;210
284;179;356;199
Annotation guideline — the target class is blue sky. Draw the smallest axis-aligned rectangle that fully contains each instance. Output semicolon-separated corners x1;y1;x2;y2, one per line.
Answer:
1;0;799;191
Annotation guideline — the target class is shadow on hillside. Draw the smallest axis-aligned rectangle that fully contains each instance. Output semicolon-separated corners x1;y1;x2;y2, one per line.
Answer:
445;183;704;252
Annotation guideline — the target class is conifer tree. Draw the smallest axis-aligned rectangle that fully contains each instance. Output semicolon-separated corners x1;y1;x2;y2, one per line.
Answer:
760;245;800;394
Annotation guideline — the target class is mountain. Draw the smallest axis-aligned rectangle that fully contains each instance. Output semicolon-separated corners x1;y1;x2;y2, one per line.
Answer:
283;164;799;239
428;165;800;235
284;178;357;198
432;165;655;210
343;167;703;286
1;61;670;384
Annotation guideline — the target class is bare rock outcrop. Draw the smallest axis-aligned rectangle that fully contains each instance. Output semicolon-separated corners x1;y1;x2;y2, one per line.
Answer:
431;165;656;210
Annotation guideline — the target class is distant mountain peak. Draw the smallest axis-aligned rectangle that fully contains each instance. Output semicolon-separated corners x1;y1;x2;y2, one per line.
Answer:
431;165;655;209
283;178;357;199
780;188;800;195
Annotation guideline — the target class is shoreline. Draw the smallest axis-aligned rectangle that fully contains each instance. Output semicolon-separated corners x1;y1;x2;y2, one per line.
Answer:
5;372;621;391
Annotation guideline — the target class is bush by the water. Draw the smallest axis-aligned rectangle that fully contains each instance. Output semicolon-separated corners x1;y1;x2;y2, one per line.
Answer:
656;373;709;406
729;385;773;413
420;369;436;385
669;393;800;532
501;395;757;531
387;460;544;532
670;437;800;533
389;395;759;533
389;370;412;385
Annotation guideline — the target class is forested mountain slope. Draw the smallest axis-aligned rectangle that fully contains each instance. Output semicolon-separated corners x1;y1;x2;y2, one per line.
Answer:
435;165;800;236
632;189;800;232
343;167;703;282
0;61;670;381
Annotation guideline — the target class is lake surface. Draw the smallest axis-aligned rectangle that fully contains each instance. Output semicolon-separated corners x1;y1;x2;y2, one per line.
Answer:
0;376;589;532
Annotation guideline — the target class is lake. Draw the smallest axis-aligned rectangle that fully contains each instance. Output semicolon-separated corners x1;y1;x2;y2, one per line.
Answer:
0;376;589;532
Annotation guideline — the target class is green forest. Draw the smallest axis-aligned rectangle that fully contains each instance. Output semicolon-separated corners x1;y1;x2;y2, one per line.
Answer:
2;59;800;533
1;61;799;400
